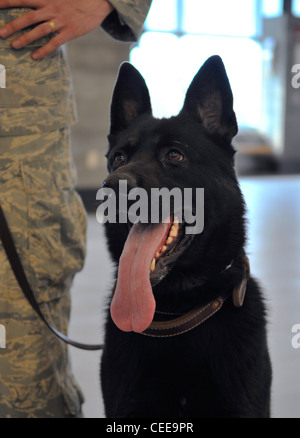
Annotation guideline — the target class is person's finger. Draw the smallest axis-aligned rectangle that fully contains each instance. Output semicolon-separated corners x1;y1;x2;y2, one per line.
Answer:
0;0;41;7
11;20;58;49
31;32;66;59
0;9;49;38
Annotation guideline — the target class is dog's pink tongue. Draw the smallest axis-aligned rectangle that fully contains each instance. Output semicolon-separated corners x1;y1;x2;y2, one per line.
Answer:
110;221;170;333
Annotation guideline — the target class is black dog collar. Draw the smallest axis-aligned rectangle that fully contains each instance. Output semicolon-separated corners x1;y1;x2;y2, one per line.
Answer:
141;255;250;338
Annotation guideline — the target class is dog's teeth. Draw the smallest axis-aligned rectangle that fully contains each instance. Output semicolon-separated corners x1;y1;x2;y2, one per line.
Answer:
166;237;173;245
169;226;178;237
155;252;161;259
150;258;156;272
161;245;168;253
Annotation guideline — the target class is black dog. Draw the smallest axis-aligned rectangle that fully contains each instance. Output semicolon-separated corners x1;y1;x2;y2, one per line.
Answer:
100;56;272;418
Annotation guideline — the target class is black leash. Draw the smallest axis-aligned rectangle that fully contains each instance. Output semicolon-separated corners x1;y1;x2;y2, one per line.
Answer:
0;204;103;351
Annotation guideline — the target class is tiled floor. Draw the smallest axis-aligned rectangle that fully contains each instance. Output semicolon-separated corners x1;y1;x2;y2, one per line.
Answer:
69;175;300;418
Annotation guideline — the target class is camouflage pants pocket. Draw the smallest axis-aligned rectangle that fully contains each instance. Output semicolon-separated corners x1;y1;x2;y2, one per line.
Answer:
0;129;87;304
20;155;87;304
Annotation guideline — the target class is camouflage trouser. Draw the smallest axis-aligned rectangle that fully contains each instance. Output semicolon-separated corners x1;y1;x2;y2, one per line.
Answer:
0;128;87;418
0;9;86;418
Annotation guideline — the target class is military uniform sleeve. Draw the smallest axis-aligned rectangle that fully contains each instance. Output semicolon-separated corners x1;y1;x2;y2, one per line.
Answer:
101;0;152;42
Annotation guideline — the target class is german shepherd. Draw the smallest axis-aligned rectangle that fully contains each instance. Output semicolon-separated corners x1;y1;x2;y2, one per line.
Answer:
100;56;272;418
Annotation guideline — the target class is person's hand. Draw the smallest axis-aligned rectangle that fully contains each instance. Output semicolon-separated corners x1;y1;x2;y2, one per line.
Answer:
0;0;114;59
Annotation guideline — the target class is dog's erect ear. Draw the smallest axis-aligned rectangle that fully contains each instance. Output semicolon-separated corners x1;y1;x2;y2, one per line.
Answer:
181;55;238;142
109;62;152;137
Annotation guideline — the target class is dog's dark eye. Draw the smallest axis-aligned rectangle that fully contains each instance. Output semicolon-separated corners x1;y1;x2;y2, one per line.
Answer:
167;150;184;162
113;153;126;167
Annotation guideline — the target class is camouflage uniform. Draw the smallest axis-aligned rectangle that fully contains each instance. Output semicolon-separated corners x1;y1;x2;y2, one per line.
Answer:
0;2;151;418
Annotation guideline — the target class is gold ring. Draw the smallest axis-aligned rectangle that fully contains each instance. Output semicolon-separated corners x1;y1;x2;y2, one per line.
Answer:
48;21;56;32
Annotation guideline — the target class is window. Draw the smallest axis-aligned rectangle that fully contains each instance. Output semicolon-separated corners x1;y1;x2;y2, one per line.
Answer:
144;0;178;32
262;0;283;17
292;0;300;16
130;0;263;130
182;0;258;37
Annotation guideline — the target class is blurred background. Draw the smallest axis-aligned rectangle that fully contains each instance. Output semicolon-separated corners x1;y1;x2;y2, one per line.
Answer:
66;0;300;418
68;0;300;194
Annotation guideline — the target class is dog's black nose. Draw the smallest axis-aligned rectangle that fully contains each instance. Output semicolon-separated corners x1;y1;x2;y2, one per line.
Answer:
101;174;137;193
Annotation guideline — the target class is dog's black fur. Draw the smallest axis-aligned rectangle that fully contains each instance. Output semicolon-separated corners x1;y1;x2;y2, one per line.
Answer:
100;56;272;418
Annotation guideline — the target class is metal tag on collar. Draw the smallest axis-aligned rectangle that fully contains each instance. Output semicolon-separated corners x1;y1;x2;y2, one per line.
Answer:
232;255;250;307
